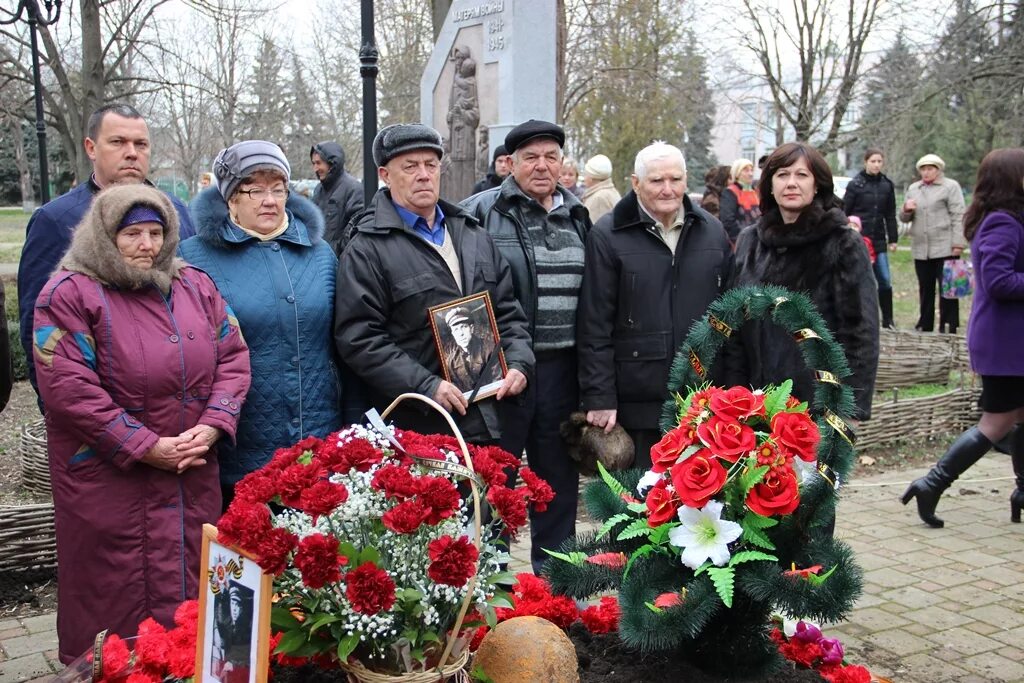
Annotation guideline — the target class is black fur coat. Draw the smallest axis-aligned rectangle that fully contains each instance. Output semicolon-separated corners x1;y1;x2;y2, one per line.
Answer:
721;202;879;419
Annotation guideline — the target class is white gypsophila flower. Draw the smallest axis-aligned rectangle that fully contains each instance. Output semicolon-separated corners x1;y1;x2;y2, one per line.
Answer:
668;500;743;570
636;470;662;496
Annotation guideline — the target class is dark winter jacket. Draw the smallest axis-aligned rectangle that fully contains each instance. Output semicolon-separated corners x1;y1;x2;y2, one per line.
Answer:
0;280;11;411
723;203;879;419
311;141;364;255
18;178;196;397
471;165;503;195
334;189;534;442
578;191;733;429
180;188;342;485
460;178;592;340
843;170;898;250
719;183;761;242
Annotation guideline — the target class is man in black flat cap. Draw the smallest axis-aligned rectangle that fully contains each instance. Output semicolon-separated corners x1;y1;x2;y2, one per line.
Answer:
334;123;534;445
461;119;591;574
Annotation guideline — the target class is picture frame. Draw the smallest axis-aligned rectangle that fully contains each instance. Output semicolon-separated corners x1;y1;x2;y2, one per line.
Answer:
428;291;508;401
195;524;272;683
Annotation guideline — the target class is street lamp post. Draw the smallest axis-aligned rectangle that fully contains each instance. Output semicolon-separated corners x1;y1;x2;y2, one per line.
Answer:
359;0;378;208
0;0;63;205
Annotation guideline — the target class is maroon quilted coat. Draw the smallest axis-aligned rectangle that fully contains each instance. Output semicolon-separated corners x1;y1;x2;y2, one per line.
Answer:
33;185;250;663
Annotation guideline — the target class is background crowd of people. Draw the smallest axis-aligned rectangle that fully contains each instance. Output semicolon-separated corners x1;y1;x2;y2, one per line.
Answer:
15;100;1024;663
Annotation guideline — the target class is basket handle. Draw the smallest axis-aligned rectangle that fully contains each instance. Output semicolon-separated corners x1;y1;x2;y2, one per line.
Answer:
378;393;483;673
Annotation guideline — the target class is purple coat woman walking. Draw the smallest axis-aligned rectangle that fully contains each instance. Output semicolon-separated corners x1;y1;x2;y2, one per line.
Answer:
33;185;250;663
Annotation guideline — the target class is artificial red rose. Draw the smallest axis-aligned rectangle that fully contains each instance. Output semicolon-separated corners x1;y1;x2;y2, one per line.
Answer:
670;451;728;508
746;466;800;516
417;475;461;524
644;479;679;527
650;426;695;473
278;462;326;507
486;486;529;537
584;552;627;569
771;411;820;462
217;501;272;552
580;596;620;634
381;499;430;533
253;527;299;575
297;479;349;520
427;535;479;587
346;562;396;614
519;467;555;512
710;386;766;421
819;664;872;683
696;416;757;462
293;533;347;588
371;463;420;499
653;592;684;609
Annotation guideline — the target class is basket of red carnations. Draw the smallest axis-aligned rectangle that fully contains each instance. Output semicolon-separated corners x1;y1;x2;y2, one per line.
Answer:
217;393;552;682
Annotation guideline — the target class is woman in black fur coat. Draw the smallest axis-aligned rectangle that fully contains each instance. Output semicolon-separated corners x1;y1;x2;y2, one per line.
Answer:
722;142;880;421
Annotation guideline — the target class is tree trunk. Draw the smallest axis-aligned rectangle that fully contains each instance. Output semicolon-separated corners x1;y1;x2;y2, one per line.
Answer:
9;119;34;208
77;0;104;179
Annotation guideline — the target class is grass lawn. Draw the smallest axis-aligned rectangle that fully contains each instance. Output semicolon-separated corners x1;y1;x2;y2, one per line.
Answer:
887;244;972;331
0;208;29;263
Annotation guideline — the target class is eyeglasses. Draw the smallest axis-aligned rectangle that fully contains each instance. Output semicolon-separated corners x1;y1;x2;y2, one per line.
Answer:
236;187;289;200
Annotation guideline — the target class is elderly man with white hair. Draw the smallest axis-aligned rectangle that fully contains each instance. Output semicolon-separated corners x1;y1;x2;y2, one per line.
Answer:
577;141;733;468
581;153;621;222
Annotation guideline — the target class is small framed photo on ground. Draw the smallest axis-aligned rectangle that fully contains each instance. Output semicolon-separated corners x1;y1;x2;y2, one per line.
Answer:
428;291;508;401
195;524;271;683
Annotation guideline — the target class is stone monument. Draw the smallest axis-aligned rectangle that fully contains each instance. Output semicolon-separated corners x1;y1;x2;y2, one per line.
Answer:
421;0;558;202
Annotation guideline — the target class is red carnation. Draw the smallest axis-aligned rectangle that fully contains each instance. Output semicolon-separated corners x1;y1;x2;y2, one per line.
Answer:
746;465;800;517
770;411;820;462
382;498;430;533
417;475;461;525
278;462;325;507
232;471;279;504
709;386;766;422
134;618;169;669
779;638;823;668
670;451;728;508
644;479;679;527
651;425;696;473
580;596;620;634
253;526;298;575
820;664;873;683
528;594;579;628
512;573;552;602
486;486;529;537
97;633;131;678
427;535;479;587
519;467;555;512
321;438;384;474
217;501;272;552
371;463;419;499
696;415;757;462
293;533;347;588
470;445;520;487
297;479;349;520
346;562;396;615
173;600;199;631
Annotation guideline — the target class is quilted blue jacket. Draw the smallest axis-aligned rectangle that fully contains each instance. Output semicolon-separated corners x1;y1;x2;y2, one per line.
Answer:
181;188;341;485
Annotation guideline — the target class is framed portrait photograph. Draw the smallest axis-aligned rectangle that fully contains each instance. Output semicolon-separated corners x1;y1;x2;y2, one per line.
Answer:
428;291;508;402
195;524;272;683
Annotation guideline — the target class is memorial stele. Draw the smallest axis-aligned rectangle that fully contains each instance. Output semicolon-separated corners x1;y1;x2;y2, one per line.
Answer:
421;0;558;202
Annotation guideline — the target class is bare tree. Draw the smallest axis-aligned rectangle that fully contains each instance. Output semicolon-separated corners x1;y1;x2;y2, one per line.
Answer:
739;0;884;151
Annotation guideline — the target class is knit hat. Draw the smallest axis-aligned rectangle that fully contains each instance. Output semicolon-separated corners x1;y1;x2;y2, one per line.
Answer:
118;204;165;232
213;140;291;200
730;158;754;184
915;154;945;171
848;215;862;231
492;144;508;162
372;124;444;167
583;154;612;180
504;119;565;154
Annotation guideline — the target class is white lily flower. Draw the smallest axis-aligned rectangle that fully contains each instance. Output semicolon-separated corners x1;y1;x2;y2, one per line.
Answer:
668;500;743;570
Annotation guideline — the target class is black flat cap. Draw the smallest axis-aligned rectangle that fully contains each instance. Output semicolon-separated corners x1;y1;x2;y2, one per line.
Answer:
372;123;444;167
504;120;565;154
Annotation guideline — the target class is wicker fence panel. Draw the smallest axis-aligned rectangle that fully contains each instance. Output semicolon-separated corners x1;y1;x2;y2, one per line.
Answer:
856;386;982;451
0;503;57;571
875;329;962;390
19;418;50;495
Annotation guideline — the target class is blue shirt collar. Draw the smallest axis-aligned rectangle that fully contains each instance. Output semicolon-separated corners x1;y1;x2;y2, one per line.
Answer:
392;201;446;246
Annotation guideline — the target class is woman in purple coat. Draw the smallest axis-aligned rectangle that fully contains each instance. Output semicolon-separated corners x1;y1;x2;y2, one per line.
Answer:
33;184;250;663
902;148;1024;528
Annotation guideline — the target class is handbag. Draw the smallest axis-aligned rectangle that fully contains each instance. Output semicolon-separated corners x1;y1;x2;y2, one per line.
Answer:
941;258;974;299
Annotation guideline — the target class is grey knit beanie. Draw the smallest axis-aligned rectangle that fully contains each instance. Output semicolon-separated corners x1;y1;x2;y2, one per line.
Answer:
372;124;444;167
213;140;291;199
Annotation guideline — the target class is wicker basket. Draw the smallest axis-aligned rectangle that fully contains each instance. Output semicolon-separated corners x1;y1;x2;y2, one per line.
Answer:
856;385;982;451
19;418;51;495
0;503;57;571
875;329;963;391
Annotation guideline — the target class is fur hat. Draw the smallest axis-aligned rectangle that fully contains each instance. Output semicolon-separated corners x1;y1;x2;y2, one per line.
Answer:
59;184;185;295
559;411;635;476
915;154;945;171
214;140;291;200
504;119;565;154
730;158;754;184
373;124;444;167
583;154;612;180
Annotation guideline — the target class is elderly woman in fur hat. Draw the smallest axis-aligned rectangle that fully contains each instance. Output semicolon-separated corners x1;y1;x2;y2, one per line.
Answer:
181;140;346;509
32;184;251;663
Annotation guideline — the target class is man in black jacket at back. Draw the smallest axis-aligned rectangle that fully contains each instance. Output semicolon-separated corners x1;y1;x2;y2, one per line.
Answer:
577;141;733;468
311;141;364;255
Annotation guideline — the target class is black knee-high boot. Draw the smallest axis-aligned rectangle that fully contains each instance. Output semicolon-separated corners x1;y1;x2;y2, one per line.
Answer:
1009;426;1024;523
901;427;992;528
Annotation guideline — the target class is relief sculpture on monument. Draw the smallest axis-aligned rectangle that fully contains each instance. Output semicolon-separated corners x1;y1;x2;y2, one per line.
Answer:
443;45;480;201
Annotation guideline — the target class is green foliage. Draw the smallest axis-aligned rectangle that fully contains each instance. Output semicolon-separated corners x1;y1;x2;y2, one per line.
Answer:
706;567;735;607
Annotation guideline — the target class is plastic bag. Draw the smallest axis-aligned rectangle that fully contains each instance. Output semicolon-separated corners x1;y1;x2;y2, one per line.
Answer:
941;258;973;299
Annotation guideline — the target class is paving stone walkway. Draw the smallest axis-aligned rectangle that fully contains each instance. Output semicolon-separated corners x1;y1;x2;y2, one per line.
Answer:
3;453;1022;682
